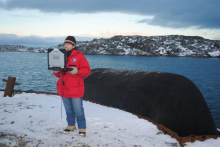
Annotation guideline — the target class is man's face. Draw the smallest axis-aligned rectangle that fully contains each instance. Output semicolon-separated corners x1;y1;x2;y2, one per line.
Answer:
64;43;73;51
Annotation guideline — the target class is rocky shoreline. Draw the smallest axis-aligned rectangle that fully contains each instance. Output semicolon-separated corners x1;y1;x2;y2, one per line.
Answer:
1;35;220;58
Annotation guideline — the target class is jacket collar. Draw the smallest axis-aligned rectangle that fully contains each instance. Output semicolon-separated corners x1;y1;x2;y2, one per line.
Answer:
68;49;78;58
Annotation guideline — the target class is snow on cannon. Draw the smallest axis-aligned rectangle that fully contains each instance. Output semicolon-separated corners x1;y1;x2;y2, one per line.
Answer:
2;76;20;97
84;68;220;144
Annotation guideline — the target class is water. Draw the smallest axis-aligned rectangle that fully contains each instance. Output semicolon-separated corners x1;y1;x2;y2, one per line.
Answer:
0;52;219;128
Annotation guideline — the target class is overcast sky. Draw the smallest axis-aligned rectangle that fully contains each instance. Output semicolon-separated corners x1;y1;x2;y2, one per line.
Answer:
0;0;220;47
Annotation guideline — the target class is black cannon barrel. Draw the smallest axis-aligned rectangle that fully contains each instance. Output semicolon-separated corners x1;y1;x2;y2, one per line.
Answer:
84;68;218;137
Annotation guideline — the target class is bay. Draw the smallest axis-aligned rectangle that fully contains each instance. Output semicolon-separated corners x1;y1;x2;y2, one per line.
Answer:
0;52;219;128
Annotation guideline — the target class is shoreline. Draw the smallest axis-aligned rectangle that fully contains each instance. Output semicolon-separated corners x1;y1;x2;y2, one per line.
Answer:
0;51;220;58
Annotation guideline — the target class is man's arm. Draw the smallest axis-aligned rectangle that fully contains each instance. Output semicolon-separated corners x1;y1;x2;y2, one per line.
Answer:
53;71;62;78
77;55;91;78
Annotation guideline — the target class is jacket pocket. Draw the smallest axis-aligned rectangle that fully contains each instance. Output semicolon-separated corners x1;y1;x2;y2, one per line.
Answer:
66;84;83;97
65;75;79;85
56;78;64;95
64;76;84;97
56;83;61;95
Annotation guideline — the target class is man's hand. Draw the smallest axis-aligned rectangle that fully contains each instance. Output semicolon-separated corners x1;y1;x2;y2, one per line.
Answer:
53;70;59;73
68;67;78;74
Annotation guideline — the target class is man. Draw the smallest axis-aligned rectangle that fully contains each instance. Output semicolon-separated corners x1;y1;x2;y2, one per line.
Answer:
53;36;91;137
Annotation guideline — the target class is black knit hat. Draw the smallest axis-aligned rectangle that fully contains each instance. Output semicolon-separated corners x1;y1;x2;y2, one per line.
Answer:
64;36;76;46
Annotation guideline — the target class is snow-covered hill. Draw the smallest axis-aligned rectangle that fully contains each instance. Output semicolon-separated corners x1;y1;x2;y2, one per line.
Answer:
71;35;220;57
0;45;46;53
0;92;220;147
1;35;220;57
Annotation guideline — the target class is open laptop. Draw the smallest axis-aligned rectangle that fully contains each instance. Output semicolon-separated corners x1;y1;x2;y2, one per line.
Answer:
47;48;71;71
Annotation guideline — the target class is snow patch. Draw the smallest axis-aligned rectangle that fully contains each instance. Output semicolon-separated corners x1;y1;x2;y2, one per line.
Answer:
0;92;219;146
208;50;220;57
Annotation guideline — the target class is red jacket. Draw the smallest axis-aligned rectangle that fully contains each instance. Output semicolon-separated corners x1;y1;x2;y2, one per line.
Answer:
53;49;91;98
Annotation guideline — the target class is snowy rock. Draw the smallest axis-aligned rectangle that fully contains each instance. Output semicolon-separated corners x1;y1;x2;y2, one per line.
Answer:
71;35;220;58
0;45;47;53
208;50;220;57
1;35;220;57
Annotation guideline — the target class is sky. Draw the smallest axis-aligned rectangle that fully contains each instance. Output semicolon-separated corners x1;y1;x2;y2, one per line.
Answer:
0;0;220;47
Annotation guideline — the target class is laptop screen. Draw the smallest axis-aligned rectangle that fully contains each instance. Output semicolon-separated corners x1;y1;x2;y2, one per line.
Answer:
48;48;67;71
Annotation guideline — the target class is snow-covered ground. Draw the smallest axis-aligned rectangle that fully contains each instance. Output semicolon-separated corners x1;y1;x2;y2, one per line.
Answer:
208;50;220;57
0;91;219;147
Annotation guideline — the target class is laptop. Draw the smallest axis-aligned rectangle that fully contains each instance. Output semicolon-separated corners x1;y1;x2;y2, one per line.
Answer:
47;48;71;71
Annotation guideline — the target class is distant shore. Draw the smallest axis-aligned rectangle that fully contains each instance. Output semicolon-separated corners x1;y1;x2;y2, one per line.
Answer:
1;35;220;58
